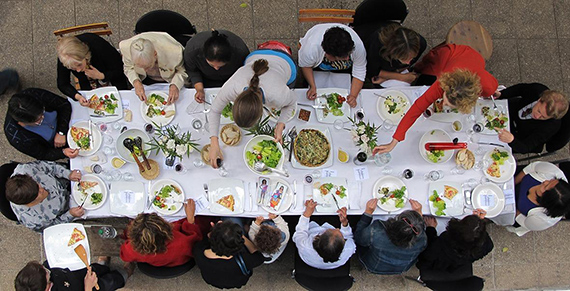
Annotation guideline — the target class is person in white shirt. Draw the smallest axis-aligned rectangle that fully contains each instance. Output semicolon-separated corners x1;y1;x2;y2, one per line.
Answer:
292;199;356;269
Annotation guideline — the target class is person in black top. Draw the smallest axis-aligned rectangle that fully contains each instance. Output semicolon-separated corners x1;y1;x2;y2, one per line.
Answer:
495;83;569;153
193;220;265;289
56;33;128;106
184;30;250;103
4;88;79;160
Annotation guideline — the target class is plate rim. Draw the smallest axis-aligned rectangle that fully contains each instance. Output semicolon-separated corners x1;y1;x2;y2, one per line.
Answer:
67;120;102;157
150;178;184;215
372;175;408;212
483;147;516;183
375;89;411;124
72;174;108;210
427;180;464;217
314;88;351;124
471;182;505;218
208;178;245;214
140;91;176;126
243;135;285;175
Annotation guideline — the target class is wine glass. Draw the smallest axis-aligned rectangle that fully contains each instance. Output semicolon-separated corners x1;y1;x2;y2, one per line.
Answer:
382;119;395;131
425;170;444;181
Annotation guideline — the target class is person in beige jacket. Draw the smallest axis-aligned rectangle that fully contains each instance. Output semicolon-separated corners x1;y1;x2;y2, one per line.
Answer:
119;32;187;104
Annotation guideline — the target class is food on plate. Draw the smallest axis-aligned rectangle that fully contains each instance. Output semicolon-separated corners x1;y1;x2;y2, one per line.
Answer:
427;149;445;163
146;93;174;118
443;185;459;200
222;103;234;121
429;191;446;216
298;109;311;122
112;157;126;168
88;93;119;115
455;149;475;169
482;106;508;131
216;194;235;211
383;94;408;115
246;139;282;169
321;93;346;117
490;148;509;165
378;186;406;208
487;161;501;178
220;124;241;146
153;184;182;211
294;129;330;167
433;99;458;113
268;107;295;119
124;109;133;122
78;181;98;190
70;126;91;150
90;192;103;204
317;183;347;199
68;227;86;246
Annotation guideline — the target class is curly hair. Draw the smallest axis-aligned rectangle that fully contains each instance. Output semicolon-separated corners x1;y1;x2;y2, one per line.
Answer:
321;27;355;58
210;221;244;257
5;175;39;205
313;229;345;263
384;210;425;248
15;261;47;291
233;59;268;128
379;23;421;64
537;179;570;218
539;90;569;119
254;225;281;254
446;214;488;257
128;213;173;255
439;69;482;114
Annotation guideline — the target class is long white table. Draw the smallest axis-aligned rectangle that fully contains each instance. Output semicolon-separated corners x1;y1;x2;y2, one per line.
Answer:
69;83;515;226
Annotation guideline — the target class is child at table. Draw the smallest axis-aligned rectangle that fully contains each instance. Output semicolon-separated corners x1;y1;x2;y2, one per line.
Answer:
248;213;290;263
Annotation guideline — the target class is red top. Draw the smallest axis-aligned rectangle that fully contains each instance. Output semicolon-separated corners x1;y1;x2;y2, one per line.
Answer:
120;219;203;267
393;44;498;141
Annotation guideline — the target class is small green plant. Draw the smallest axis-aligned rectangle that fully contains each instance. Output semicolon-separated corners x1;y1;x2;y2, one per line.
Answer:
147;122;199;159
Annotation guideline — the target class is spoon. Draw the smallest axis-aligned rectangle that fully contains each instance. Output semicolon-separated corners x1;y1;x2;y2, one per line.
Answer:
123;138;145;172
253;161;289;177
133;136;151;170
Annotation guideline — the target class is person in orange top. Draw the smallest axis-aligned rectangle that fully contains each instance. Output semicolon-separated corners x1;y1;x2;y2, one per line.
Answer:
120;199;202;267
373;44;498;154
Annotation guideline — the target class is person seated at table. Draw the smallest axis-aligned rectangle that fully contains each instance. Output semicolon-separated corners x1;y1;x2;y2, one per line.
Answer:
120;200;202;267
292;199;356;269
56;33;128;105
416;210;493;275
184;29;249;101
15;258;127;291
193;220;265;289
299;24;366;107
355;199;427;275
373;44;498;155
493;83;569;153
207;44;297;167
506;161;570;236
248;213;290;263
119;31;187;104
4;161;84;232
4;88;79;160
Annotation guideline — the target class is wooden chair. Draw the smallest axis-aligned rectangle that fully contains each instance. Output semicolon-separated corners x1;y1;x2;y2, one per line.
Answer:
299;9;355;24
53;22;112;38
446;20;493;60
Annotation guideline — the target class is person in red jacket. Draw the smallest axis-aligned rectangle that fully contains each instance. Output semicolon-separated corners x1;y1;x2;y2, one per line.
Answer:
373;44;498;155
120;199;202;267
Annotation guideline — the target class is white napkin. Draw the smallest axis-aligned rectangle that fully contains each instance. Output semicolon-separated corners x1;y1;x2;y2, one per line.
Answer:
348;181;361;210
194;195;210;213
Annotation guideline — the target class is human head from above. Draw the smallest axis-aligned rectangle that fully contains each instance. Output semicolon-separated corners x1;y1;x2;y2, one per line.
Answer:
379;24;422;65
204;30;232;71
130;38;157;70
232;59;268;128
57;36;91;73
8;92;46;126
254;224;281;254
209;220;244;257
533;179;570;218
5;175;44;206
384;210;425;248
128;213;173;255
321;26;355;61
313;228;345;263
533;90;569;120
446;214;487;254
439;68;482;114
14;261;50;291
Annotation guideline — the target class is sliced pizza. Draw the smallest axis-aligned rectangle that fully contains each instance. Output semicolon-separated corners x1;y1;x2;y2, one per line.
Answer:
70;126;91;150
78;181;98;191
68;227;86;246
216;195;235;212
88;94;100;109
443;185;459;200
487;162;501;178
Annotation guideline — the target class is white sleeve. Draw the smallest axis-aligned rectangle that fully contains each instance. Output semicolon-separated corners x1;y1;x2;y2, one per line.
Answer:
207;79;240;136
276;89;297;125
298;44;320;68
350;37;367;81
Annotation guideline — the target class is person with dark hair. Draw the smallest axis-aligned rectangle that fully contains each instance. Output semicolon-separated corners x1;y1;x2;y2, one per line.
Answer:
248;213;290;263
184;29;249;101
193;220;265;288
5;161;83;232
207;46;297;168
298;23;367;107
292;199;356;269
494;83;569;153
355;199;427;274
120;199;202;267
507;161;570;236
5;88;78;160
15;258;126;291
56;33;128;105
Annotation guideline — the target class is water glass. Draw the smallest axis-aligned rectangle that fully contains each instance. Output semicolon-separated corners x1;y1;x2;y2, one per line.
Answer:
311;170;322;179
99;123;109;133
218;166;228;177
450;165;466;175
425;170;444;181
111;170;122;181
112;122;122;131
122;172;134;181
103;146;115;156
192;118;204;131
373;153;392;166
90;163;103;174
382;119;395;131
333;119;345;131
103;134;113;145
193;158;205;168
381;166;393;175
174;162;187;174
100;170;113;181
474;159;490;171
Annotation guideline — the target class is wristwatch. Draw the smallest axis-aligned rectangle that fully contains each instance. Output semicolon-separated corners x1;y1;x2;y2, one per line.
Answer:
58;131;65;136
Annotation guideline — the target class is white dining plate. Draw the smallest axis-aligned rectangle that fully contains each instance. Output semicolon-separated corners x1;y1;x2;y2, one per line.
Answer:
472;182;505;218
428;99;463;123
418;129;453;164
290;125;333;170
528;161;567;182
265;103;297;123
83;86;123;123
376;89;411;124
72;174;107;210
314;88;351;124
313;177;349;213
475;99;509;135
43;223;90;271
243;135;285;175
140;91;176;126
115;129;151;163
373;176;408;213
427;181;464;217
483;147;516;183
259;177;293;215
67;120;102;157
209;178;245;214
204;89;234;125
150;179;185;215
110;181;146;216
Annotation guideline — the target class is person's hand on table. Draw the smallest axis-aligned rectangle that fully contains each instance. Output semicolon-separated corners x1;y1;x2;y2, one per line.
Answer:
273;123;285;144
63;148;79;159
70;206;85;217
208;138;222;168
68;169;82;182
84;65;104;80
371;75;387;85
167;84;179;104
493;90;501;99
402;72;418;84
306;86;317;100
337;207;349;227
497;128;514;143
473;208;487;219
133;80;147;102
194;89;205;103
184;199;196;224
54;133;66;148
75;94;89;107
409;199;422;214
303;199;317;218
424;216;437;228
365;198;377;215
268;213;277;220
346;94;357;108
254;216;264;225
373;138;398;155
83;267;98;291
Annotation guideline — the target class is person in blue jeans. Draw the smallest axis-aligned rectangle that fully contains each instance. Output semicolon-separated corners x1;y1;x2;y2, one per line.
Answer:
354;198;427;274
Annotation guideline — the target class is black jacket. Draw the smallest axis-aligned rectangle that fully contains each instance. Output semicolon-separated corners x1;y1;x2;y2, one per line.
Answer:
46;263;124;291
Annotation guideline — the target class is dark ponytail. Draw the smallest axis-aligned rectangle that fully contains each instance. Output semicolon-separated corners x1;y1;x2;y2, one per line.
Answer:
8;93;44;123
203;30;232;63
233;59;269;128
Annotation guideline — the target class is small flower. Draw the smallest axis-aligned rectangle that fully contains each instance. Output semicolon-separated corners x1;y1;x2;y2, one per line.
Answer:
187;145;194;153
166;139;176;150
162;136;168;143
358;125;365;134
360;135;370;143
175;144;187;156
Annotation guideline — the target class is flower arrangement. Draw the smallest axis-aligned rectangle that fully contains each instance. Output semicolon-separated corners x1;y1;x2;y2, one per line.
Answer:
348;117;381;155
147;123;199;159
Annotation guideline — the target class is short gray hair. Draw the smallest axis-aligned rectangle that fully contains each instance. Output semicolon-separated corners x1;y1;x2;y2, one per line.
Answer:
130;38;155;67
57;36;91;69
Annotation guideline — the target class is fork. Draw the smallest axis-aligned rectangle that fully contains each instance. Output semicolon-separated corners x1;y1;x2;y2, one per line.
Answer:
203;183;209;201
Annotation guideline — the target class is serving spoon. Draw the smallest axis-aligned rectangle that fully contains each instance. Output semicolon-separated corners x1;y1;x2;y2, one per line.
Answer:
123;138;145;172
133;136;151;170
253;161;289;177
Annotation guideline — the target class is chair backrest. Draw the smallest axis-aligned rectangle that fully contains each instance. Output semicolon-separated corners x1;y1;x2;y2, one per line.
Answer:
136;259;195;279
299;9;355;24
546;112;570;152
446;20;493;60
134;10;196;46
293;248;354;291
424;276;484;291
352;0;409;26
53;22;112;38
0;162;19;221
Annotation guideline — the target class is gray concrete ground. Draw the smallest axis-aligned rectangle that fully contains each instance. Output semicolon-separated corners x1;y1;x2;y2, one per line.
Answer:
1;0;570;290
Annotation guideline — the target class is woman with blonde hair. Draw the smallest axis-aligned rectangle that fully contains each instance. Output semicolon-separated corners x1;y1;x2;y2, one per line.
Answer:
56;33;127;106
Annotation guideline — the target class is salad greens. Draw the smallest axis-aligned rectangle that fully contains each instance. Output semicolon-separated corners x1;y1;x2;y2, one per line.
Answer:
76;136;90;150
153;184;181;210
491;149;509;165
246;139;282;169
90;193;103;205
429;190;446;216
322;93;346;117
427;150;444;163
319;183;347;199
222;103;234;121
92;93;118;115
379;186;406;208
146;93;167;117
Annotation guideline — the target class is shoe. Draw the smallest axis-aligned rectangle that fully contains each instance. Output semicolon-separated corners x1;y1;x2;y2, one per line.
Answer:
123;262;136;278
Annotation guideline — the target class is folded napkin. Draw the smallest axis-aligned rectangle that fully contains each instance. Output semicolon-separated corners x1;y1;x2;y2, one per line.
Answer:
348;181;361;210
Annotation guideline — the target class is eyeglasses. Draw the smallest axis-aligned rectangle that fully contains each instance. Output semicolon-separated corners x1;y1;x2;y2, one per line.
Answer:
403;217;420;235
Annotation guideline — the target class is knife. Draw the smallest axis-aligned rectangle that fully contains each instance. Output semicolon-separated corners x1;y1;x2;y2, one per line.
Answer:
331;194;341;210
292;180;298;209
297;103;326;109
87;120;93;147
249;182;253;210
90;114;118;117
287;127;297;162
477;142;505;148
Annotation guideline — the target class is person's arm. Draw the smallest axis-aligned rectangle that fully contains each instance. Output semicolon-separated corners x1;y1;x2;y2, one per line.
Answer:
393;83;443;141
508;124;558;154
119;40;141;87
272;216;290;240
354;213;374;247
292;215;311;246
425;226;438;245
184;49;204;86
207;80;240;167
169;52;188;91
497;83;548;102
514;171;527;185
44;161;72;179
56;60;84;102
301;67;317;99
19;209;75;232
243;236;259;254
472;232;494;261
89;36;124;84
119;241;137;263
248;219;261;241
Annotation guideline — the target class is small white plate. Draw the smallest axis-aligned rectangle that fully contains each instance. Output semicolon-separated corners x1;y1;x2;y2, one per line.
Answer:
243;135;285;175
314;88;351;124
427;181;464;217
110;181;146;216
204;89;234;125
291;125;333;170
83;86;123;123
472;182;505;218
265;103;297;123
209;178;245;214
428;99;463;123
116;129;151;163
43;223;90;271
260;177;293;215
72;174;107;210
475;99;508;135
376;89;411;124
313;177;349;213
419;129;453;164
483;148;516;183
67;120;102;157
373;176;408;213
140;91;176;126
150;179;185;215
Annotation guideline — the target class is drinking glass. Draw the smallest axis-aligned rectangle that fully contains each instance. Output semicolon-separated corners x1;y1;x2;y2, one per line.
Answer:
103;135;113;145
381;166;393;175
425;170;444;181
333;119;345;131
382;119;395;131
144;123;155;135
174;162;187;174
402;169;414;179
122;172;134;181
103;146;115;156
354;108;365;121
193;158;205;168
373;153;391;166
111;170;122;181
450;165;466;175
